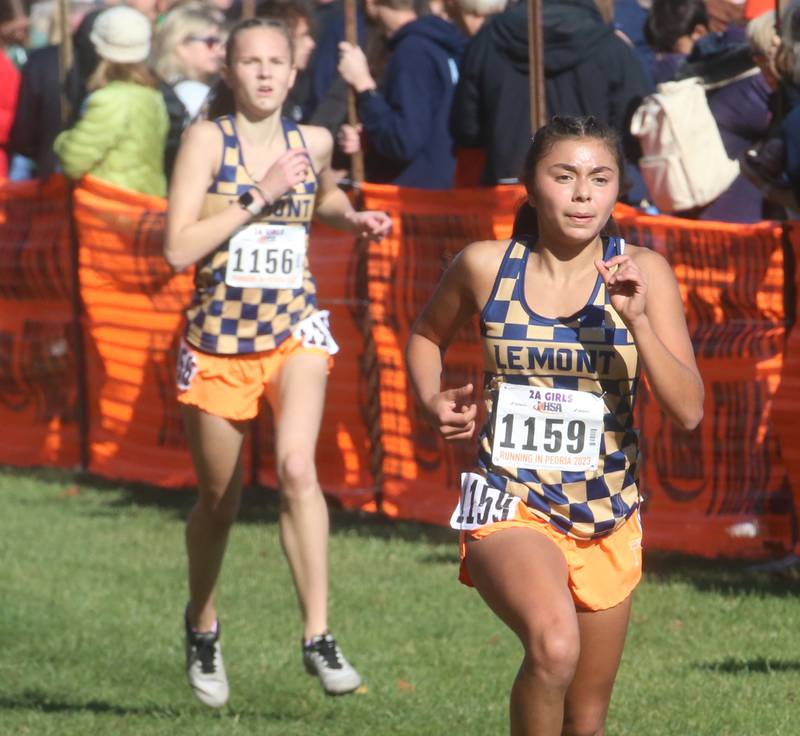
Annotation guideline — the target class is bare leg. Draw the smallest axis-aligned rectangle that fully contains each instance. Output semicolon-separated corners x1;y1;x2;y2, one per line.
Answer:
561;598;632;736
268;351;330;640
183;405;247;632
465;528;581;736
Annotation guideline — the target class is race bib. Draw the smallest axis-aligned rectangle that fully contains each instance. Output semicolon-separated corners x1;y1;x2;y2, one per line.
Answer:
491;384;604;471
292;310;340;356
176;341;198;392
449;472;520;532
225;223;307;289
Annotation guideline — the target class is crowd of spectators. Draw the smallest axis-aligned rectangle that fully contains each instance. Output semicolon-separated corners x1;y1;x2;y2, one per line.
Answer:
2;0;800;222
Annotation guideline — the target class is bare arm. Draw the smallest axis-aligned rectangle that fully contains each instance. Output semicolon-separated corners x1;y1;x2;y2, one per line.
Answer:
596;248;704;430
406;242;500;440
164;122;319;272
164;122;253;272
304;124;392;239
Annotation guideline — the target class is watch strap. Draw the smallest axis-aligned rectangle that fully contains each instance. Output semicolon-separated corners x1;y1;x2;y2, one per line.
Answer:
238;188;263;216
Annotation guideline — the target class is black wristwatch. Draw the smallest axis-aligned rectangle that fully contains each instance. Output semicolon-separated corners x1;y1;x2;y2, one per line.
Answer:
237;188;263;216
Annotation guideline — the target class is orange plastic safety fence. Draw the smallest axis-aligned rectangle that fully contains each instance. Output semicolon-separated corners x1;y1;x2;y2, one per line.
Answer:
73;177;375;507
615;209;794;557
1;174;798;559
360;185;799;558
73;176;198;485
775;222;800;556
0;176;80;467
253;222;378;510
359;184;523;521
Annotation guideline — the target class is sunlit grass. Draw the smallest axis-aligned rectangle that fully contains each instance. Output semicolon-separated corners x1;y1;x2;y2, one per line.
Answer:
1;468;798;735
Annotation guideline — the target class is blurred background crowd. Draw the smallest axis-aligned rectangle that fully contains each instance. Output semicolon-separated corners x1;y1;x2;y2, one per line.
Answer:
2;0;800;222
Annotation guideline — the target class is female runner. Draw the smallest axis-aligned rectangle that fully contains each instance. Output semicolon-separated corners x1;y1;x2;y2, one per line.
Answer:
165;17;391;706
406;115;703;735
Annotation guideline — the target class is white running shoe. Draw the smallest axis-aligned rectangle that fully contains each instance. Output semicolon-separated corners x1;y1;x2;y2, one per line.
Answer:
185;611;229;708
302;632;362;695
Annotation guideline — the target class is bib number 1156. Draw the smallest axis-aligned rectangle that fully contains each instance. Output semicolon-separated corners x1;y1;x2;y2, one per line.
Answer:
225;223;307;289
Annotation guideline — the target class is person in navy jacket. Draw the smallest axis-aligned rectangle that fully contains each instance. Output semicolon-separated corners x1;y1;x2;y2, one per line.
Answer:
451;0;650;188
337;0;466;189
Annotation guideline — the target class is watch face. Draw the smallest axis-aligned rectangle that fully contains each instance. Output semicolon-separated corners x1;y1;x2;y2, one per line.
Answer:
238;190;261;214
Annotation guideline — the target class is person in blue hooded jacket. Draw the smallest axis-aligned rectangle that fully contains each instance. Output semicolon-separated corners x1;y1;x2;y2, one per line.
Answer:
337;0;466;189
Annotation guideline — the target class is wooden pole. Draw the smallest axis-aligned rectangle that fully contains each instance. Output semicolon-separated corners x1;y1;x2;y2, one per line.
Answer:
55;0;89;470
344;0;365;184
527;0;545;134
57;0;73;125
594;0;613;25
9;0;24;21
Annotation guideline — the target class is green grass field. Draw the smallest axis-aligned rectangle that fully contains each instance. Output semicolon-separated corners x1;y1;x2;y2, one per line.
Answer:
1;467;799;735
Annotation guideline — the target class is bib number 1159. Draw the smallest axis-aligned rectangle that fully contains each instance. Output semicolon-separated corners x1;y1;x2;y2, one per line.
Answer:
497;415;586;454
491;384;604;471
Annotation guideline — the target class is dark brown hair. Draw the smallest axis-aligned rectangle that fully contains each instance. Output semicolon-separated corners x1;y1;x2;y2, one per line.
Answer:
512;115;623;242
644;0;708;53
256;0;316;35
205;17;294;119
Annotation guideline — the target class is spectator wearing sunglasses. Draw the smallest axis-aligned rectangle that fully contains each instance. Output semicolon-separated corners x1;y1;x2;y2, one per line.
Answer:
152;2;226;181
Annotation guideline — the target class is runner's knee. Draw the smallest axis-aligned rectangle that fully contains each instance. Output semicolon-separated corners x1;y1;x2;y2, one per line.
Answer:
562;708;607;736
195;490;240;528
521;626;580;689
278;448;316;495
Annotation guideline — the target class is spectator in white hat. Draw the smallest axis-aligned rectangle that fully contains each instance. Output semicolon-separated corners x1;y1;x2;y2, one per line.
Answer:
54;6;168;196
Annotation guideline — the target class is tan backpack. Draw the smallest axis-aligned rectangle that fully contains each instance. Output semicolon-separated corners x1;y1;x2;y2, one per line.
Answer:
630;76;740;213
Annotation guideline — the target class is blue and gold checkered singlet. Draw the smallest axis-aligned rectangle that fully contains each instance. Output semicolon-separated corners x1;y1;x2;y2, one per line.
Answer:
478;237;641;540
184;116;318;355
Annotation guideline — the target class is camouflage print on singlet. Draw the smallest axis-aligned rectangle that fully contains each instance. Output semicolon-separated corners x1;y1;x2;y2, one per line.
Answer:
478;237;641;539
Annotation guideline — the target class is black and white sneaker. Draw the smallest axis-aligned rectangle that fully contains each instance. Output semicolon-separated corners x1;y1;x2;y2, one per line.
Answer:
185;609;229;708
302;632;362;695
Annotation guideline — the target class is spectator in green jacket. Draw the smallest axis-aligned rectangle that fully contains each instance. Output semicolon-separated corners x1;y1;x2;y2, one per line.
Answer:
54;6;168;197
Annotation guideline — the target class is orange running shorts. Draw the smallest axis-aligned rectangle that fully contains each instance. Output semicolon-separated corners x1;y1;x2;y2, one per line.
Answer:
459;501;643;611
176;337;332;421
